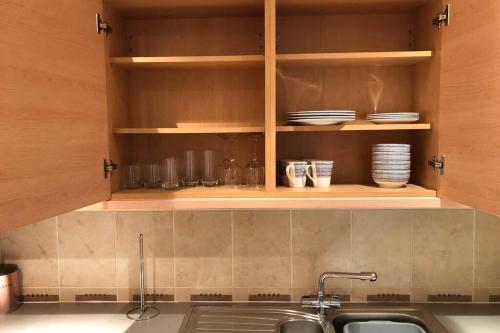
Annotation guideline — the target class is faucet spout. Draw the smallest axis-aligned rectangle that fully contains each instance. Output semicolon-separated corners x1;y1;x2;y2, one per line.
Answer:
318;272;377;302
301;271;377;315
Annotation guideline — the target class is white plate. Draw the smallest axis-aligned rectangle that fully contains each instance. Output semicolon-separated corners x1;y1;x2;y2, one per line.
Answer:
368;118;419;124
288;116;356;119
367;112;419;116
290;110;355;114
289;119;353;125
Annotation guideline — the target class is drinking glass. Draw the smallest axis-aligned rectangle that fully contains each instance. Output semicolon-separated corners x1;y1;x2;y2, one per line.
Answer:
183;150;200;186
126;163;142;189
201;150;218;186
244;134;265;187
218;135;242;187
143;163;161;188
162;158;179;190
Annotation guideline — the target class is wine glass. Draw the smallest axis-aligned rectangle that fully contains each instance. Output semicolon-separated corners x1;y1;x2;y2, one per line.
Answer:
245;134;265;188
218;135;243;188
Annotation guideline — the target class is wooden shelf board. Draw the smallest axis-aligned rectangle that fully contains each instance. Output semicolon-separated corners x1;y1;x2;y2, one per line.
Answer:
277;123;432;132
106;0;263;19
114;126;265;134
111;184;435;200
277;0;429;15
110;55;265;69
112;187;266;200
277;51;432;67
275;184;436;198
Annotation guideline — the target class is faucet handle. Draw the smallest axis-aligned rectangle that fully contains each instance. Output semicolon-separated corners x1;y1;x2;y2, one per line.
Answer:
323;295;341;308
300;295;320;308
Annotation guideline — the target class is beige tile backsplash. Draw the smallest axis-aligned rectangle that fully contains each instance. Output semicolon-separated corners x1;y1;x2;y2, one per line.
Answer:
233;210;291;288
1;207;499;303
116;212;174;288
174;211;232;288
57;211;116;288
412;209;474;288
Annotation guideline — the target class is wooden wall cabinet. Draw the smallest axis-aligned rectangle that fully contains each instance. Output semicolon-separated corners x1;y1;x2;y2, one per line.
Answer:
1;0;499;232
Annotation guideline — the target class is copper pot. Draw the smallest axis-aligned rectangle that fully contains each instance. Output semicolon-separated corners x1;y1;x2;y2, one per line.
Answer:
0;264;20;313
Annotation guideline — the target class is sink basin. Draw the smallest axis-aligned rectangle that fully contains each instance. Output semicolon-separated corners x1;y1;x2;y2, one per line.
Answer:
331;313;429;333
344;321;426;333
280;320;325;333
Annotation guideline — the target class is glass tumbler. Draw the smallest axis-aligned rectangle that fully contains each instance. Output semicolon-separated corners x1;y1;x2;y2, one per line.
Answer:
201;150;218;186
162;158;179;190
126;163;142;189
143;163;161;188
183;150;200;186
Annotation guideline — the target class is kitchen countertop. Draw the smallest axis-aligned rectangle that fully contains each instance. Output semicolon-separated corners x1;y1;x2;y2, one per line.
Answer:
0;302;499;333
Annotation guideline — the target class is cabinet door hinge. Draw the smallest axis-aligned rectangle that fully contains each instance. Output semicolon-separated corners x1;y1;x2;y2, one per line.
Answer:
96;13;112;35
104;159;117;178
432;4;450;28
428;155;445;175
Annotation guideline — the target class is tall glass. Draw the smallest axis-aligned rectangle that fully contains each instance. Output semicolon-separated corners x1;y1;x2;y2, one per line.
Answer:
244;134;265;187
143;163;161;188
162;158;179;190
183;150;200;187
201;150;218;186
218;135;242;187
126;163;142;189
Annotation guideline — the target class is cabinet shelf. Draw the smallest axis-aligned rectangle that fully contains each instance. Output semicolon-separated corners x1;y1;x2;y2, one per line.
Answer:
110;55;265;70
112;184;436;200
276;184;436;198
277;123;431;132
276;51;432;67
113;126;265;134
112;187;266;200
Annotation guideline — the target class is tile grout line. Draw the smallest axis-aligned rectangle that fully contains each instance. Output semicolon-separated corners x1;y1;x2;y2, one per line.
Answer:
472;209;476;300
349;210;353;297
289;209;293;295
172;210;176;299
55;216;61;297
114;211;118;299
231;210;235;298
410;209;414;301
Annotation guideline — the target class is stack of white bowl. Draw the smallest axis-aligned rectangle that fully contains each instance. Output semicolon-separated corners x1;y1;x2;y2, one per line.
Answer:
372;144;411;188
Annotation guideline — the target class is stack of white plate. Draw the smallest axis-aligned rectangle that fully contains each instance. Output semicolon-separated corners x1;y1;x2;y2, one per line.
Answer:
372;144;411;188
288;110;356;125
367;112;419;123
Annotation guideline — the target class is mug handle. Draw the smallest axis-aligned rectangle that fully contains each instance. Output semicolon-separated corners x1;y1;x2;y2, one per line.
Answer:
305;165;317;185
285;165;296;187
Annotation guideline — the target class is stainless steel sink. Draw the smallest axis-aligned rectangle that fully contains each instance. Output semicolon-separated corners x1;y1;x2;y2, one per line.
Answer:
179;305;450;333
279;319;326;333
329;312;430;333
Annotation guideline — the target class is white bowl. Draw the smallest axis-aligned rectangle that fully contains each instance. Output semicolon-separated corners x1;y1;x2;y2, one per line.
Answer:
372;155;411;161
372;169;411;173
372;160;411;165
374;179;409;188
372;163;411;170
372;147;411;153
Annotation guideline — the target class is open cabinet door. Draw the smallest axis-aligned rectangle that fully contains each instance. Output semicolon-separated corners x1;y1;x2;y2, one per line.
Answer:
0;0;110;232
438;1;500;215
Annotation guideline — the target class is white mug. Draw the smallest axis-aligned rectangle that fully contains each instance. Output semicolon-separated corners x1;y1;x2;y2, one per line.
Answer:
306;164;332;188
285;165;306;188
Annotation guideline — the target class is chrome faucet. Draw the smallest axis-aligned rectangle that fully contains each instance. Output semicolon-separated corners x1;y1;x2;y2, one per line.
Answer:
301;272;377;315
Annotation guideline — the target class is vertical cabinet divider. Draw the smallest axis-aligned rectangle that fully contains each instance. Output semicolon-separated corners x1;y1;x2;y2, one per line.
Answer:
265;0;277;195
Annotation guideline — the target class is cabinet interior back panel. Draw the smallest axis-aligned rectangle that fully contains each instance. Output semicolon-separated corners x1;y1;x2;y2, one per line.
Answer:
124;17;264;56
130;134;265;171
277;65;415;122
277;14;415;53
128;69;264;127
